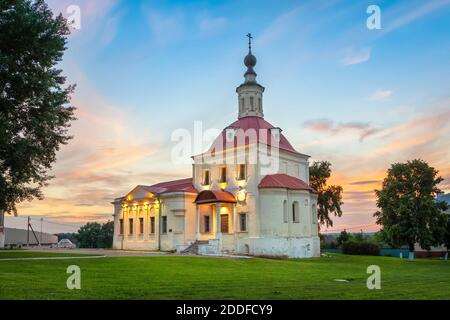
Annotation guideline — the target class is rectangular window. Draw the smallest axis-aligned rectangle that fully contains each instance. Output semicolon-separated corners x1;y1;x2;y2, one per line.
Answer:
203;169;210;185
221;215;229;233
129;218;133;235
238;164;246;181
292;202;300;223
139;218;144;234
204;215;210;233
161;216;167;234
239;213;247;232
220;167;227;183
119;219;124;235
150;217;155;234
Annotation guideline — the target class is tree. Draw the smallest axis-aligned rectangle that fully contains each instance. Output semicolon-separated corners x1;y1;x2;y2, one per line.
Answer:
0;0;75;247
374;160;448;261
75;222;114;249
309;161;344;228
336;229;351;247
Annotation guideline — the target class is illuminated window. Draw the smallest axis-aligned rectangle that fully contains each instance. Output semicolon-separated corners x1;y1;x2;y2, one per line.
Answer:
161;216;167;234
203;169;210;186
139;218;144;234
219;167;227;183
204;215;210;233
129;218;134;234
150;217;155;234
292;202;300;223
239;213;247;232
238;164;246;181
119;219;124;235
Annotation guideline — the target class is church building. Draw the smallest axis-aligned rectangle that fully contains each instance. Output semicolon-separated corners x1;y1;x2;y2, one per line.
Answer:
112;37;320;258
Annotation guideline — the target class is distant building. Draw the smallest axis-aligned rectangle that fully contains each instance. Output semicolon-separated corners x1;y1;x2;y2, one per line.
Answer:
4;228;58;247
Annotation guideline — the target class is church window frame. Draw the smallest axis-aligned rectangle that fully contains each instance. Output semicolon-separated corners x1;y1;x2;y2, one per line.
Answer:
161;216;168;234
237;164;247;181
119;219;124;235
202;169;211;186
292;201;300;223
129;218;134;235
150;217;155;234
239;213;248;232
219;167;227;183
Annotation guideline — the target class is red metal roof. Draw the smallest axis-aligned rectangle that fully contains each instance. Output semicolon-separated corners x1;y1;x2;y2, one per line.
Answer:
194;190;237;204
142;178;198;195
208;116;299;154
259;174;316;192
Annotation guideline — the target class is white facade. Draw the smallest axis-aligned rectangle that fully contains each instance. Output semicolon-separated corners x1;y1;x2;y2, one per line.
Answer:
112;43;320;258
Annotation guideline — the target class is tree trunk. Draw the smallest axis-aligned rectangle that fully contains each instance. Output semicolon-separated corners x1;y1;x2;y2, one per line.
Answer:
408;243;415;262
0;209;5;249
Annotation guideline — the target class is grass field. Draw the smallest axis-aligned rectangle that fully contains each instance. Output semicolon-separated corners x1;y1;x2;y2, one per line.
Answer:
0;253;449;300
0;250;100;259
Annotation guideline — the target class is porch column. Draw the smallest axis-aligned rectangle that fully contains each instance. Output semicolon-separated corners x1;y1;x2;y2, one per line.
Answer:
215;203;222;239
195;205;200;241
232;204;237;234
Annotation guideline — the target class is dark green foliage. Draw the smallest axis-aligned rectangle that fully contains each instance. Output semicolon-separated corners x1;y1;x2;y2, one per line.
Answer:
309;161;344;228
0;0;75;215
374;160;448;253
336;229;350;247
342;240;380;256
75;221;114;248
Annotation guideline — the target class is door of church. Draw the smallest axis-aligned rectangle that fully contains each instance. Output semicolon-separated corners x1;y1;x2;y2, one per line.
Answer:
220;215;229;233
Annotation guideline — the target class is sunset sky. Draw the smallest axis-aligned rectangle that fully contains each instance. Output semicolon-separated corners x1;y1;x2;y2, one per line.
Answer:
6;0;450;234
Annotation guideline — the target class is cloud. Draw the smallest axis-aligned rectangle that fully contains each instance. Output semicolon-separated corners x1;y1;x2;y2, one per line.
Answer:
384;0;450;34
199;15;227;36
349;180;381;186
144;8;184;47
303;119;381;142
370;89;393;101
341;47;371;66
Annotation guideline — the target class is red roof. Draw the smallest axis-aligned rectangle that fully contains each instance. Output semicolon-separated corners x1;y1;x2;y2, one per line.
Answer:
259;174;316;192
208;116;299;154
142;178;198;195
194;190;237;204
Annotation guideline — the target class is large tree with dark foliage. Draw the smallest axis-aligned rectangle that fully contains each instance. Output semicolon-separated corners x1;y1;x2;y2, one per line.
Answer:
309;161;344;228
0;0;75;232
374;160;448;261
76;222;114;249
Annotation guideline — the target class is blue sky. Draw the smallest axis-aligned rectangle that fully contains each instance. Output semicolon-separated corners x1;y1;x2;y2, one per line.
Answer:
6;0;450;234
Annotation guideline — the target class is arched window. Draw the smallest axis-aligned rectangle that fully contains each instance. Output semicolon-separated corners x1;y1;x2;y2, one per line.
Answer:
283;200;288;223
292;201;299;223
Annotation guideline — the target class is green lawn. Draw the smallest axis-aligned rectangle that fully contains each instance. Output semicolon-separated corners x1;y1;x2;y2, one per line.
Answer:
0;250;100;259
0;254;449;300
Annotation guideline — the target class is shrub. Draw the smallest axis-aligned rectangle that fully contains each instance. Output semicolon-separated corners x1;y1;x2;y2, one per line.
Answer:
342;240;380;256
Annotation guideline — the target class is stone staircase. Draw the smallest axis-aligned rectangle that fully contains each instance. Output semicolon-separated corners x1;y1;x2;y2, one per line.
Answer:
181;240;209;255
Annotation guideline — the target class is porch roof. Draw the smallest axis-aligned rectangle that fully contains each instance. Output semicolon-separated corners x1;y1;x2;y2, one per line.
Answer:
194;190;237;204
